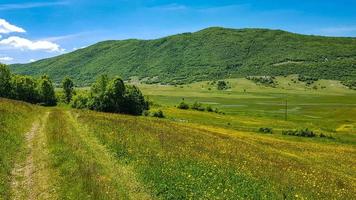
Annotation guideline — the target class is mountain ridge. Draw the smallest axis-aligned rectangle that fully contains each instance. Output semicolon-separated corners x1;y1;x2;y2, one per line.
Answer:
10;27;356;85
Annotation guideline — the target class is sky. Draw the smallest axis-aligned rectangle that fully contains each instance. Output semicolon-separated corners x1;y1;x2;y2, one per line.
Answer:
0;0;356;64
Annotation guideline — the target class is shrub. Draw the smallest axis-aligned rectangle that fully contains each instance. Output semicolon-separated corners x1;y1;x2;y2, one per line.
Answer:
152;110;165;118
177;101;189;109
258;128;273;134
191;101;205;111
282;128;316;137
246;76;276;87
71;93;89;109
341;80;356;90
143;110;150;116
298;75;318;85
217;80;228;90
206;106;214;112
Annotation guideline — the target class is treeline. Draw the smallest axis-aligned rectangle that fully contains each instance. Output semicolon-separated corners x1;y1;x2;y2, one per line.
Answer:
0;64;56;106
0;64;149;115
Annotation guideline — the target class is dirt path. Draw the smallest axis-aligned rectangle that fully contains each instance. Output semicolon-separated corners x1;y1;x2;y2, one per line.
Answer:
10;112;57;200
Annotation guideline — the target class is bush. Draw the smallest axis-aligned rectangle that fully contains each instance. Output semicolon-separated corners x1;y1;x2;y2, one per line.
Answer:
258;128;273;134
246;76;276;87
71;93;89;109
143;110;150;116
152;110;165;118
282;128;316;137
177;101;189;109
298;75;318;85
341;80;356;90
191;101;205;111
217;80;228;90
206;106;214;112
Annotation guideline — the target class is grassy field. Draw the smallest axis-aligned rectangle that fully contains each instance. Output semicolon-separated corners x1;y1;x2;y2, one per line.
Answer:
0;76;356;199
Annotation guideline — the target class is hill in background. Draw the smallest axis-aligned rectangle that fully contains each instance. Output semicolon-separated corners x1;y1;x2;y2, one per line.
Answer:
10;27;356;86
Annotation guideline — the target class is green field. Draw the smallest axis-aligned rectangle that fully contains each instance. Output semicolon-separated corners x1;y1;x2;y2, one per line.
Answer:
1;76;355;199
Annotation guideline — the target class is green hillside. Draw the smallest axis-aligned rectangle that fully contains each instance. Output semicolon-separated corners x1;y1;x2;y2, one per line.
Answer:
10;27;356;85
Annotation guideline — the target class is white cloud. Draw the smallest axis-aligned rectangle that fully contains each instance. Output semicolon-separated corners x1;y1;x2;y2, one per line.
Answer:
0;36;64;52
29;59;37;62
0;1;69;10
0;19;26;34
0;56;14;62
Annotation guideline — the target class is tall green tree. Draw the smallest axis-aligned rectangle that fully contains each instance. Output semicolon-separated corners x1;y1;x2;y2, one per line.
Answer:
38;75;57;106
122;85;148;115
104;77;126;112
88;74;109;111
0;64;12;98
62;77;74;103
11;75;39;103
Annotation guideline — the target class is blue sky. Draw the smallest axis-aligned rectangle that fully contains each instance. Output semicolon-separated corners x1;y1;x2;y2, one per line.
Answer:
0;0;356;64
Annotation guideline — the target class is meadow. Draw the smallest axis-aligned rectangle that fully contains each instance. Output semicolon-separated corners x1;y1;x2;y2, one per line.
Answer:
0;76;355;199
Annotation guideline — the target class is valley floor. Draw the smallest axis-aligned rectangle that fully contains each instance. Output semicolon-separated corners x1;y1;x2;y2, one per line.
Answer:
0;96;355;199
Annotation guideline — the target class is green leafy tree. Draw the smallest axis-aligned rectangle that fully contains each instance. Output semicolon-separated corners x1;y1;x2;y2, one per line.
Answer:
11;75;39;103
89;74;109;110
103;77;126;112
122;85;148;115
62;77;74;103
0;64;12;98
38;75;57;106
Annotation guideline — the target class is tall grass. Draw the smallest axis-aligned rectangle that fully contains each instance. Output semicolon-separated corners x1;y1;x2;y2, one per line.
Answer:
74;109;356;199
0;99;42;199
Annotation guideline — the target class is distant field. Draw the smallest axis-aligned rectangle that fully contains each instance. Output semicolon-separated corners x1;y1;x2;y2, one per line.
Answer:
1;76;355;199
139;76;356;143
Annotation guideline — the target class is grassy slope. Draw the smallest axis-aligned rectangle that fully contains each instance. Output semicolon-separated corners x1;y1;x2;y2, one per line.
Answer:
0;99;43;199
10;27;356;85
1;77;356;199
74;109;355;199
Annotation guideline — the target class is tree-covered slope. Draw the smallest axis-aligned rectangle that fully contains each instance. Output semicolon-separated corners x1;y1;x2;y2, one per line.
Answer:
10;27;356;85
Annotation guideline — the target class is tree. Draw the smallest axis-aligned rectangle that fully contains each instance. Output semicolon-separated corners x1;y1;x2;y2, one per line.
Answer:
62;77;74;103
0;64;12;98
11;75;39;103
91;74;109;95
89;74;109;111
122;85;148;115
103;77;126;112
38;75;57;106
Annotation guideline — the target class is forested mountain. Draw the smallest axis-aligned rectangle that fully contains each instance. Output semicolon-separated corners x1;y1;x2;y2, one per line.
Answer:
10;27;356;85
